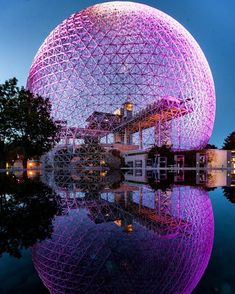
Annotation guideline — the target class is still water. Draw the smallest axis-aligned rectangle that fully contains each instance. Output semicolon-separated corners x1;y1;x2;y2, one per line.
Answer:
0;170;235;294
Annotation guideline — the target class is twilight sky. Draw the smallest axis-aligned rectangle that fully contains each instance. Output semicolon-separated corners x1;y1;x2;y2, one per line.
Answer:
0;0;235;147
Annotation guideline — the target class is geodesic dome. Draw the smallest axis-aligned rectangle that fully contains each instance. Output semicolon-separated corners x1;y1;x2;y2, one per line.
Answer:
27;1;215;150
32;185;214;294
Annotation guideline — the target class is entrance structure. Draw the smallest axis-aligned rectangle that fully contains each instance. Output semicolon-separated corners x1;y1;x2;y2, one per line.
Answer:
27;2;216;165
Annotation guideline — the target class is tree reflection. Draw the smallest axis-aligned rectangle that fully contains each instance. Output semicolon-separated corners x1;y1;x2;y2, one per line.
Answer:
0;173;61;258
147;171;174;191
223;186;235;203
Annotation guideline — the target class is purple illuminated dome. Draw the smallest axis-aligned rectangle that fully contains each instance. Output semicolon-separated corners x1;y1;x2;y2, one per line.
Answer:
27;1;215;150
32;186;214;294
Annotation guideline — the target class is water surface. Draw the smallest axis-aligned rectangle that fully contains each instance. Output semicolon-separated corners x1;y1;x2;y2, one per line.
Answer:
1;170;235;293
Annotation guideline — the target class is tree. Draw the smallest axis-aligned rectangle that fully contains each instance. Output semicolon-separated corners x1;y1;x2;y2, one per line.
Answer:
105;149;124;169
222;132;235;150
222;186;235;203
147;172;174;192
0;78;19;168
0;78;60;168
204;143;217;149
148;144;174;166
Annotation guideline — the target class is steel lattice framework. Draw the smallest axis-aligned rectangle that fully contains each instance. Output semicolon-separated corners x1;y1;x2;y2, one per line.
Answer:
27;1;215;151
33;175;214;294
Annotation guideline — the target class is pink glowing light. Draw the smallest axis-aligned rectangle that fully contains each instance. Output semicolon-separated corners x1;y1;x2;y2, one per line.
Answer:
27;1;215;150
32;185;214;294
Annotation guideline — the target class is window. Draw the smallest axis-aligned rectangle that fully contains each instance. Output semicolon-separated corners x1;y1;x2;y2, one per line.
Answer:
127;161;133;167
146;159;152;166
135;160;142;168
135;169;142;176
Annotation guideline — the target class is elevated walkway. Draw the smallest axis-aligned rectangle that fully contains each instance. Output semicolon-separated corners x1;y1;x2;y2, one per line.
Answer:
58;97;192;140
113;97;192;133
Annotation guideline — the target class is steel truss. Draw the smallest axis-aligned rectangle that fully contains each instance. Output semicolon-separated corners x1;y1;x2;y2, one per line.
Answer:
28;2;215;151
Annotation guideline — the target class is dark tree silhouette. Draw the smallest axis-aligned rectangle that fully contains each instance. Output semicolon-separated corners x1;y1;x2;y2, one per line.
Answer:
222;186;235;203
0;78;19;168
204;143;217;149
147;173;173;192
0;173;61;258
222;132;235;150
148;144;174;165
148;144;172;157
0;78;60;168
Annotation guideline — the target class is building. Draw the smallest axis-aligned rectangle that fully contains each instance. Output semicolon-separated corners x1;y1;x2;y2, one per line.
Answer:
124;148;235;170
28;1;215;164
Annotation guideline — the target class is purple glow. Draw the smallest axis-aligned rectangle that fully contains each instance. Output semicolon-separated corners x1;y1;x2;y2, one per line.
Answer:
27;1;215;150
32;185;214;293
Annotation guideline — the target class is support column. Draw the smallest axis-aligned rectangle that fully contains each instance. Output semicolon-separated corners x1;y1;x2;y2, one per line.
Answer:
158;120;161;146
65;136;69;146
72;133;76;153
157;190;161;215
139;187;143;213
155;120;162;147
177;118;181;149
139;123;143;150
154;125;157;146
124;128;128;145
124;191;128;208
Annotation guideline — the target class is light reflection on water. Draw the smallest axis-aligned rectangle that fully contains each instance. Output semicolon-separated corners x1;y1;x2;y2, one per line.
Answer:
1;170;235;293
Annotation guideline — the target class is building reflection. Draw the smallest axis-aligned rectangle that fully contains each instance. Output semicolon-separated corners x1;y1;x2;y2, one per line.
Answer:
125;168;235;188
33;170;214;294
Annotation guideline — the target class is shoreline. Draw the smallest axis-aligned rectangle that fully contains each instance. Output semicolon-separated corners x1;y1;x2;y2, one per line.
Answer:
1;167;235;173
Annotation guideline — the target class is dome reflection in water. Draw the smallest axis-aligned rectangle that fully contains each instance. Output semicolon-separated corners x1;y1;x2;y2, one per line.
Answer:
33;171;214;294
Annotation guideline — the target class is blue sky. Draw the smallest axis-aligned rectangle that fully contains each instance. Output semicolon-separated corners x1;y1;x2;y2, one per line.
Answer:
0;0;235;147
